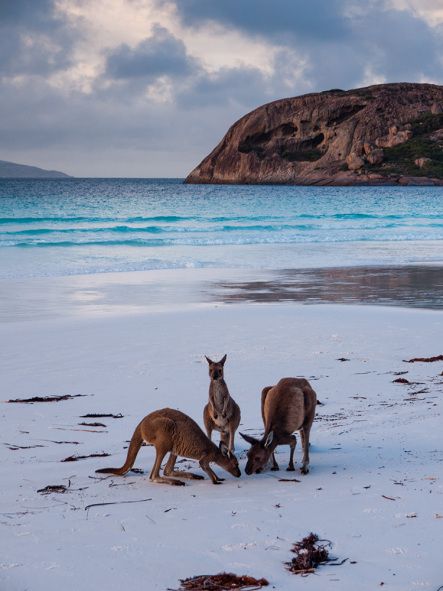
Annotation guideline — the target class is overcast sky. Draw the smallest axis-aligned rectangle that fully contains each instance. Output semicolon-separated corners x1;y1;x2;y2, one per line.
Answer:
1;0;443;177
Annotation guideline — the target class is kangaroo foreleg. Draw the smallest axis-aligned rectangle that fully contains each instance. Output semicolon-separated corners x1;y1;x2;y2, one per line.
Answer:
271;453;279;471
199;459;223;484
163;453;204;480
273;434;297;471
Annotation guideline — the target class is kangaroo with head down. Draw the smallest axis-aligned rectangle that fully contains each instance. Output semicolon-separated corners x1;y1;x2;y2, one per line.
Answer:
96;408;241;486
203;354;241;453
240;377;316;475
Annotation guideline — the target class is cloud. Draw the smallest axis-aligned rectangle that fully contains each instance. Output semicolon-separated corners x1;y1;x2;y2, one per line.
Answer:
0;0;74;75
0;0;442;176
175;0;443;90
351;6;443;81
175;0;350;42
105;25;198;81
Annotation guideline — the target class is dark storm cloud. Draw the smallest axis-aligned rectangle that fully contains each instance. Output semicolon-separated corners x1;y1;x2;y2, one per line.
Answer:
0;0;74;75
351;7;443;81
175;0;443;88
175;0;349;42
105;25;198;80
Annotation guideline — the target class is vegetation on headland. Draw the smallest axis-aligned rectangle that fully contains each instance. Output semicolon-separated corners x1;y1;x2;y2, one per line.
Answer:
370;113;443;178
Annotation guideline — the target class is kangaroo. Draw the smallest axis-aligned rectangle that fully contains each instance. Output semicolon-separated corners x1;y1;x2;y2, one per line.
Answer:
203;354;241;453
96;408;241;486
240;377;317;475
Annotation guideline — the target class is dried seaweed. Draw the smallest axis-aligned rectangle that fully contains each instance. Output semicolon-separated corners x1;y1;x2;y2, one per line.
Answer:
62;452;110;462
84;498;152;511
278;478;301;483
37;484;68;494
79;413;123;419
392;377;411;384
337;358;350;362
405;355;443;363
285;533;342;575
6;443;45;450
78;422;106;427
7;394;86;404
172;573;269;590
47;440;80;445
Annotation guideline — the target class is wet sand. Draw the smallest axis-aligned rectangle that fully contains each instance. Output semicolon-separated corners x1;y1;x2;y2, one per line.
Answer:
212;265;443;309
1;264;441;324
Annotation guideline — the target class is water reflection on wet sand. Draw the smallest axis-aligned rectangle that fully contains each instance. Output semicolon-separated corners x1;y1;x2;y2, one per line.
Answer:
213;266;443;309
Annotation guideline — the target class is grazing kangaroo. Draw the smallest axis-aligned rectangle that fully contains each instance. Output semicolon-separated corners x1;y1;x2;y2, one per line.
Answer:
96;408;241;486
240;377;317;475
203;354;241;453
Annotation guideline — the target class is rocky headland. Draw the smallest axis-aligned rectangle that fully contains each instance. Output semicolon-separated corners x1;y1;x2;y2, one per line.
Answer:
185;83;443;185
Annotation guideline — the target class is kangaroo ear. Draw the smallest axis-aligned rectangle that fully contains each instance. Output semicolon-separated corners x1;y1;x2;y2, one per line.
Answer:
219;354;227;366
239;432;259;445
205;355;213;365
219;441;229;456
263;431;274;448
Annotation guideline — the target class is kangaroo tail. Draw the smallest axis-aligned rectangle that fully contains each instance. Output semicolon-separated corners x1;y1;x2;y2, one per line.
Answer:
95;423;143;476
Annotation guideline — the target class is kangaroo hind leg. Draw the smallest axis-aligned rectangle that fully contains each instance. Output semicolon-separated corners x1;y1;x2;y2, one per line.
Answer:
300;425;311;474
163;453;204;480
148;417;186;486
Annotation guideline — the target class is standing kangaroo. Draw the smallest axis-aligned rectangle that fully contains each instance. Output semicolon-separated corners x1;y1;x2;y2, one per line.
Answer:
203;354;241;453
96;408;241;486
240;377;316;475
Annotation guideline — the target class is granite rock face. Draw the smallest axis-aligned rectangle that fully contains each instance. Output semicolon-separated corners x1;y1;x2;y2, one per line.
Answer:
185;83;443;185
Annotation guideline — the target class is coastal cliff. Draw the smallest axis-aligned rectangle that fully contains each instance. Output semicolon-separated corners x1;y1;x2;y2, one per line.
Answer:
185;83;443;185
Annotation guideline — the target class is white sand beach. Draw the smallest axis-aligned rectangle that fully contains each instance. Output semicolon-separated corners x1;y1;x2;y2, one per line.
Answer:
1;270;442;591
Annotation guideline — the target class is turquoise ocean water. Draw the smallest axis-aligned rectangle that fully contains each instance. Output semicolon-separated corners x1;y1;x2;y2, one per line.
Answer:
0;179;442;278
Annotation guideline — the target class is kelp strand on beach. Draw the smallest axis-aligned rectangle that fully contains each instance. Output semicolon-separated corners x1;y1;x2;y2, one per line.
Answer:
62;452;110;462
37;484;69;494
285;533;346;575
405;355;443;363
7;394;86;403
172;573;269;590
79;413;123;419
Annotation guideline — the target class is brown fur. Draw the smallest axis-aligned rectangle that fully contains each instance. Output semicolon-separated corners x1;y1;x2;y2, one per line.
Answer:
96;408;241;486
240;377;317;475
203;354;241;452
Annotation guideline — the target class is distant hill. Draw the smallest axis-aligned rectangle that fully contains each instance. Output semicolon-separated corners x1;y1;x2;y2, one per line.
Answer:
0;159;71;179
186;82;443;186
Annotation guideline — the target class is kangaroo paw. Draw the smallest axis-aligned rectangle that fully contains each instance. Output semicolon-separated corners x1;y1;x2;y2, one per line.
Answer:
286;465;295;472
300;465;309;475
171;479;186;486
271;465;279;472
